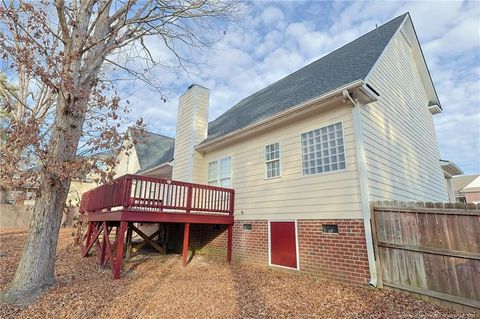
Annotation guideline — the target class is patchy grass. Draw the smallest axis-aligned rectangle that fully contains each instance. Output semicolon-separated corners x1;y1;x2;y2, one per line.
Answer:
0;228;476;318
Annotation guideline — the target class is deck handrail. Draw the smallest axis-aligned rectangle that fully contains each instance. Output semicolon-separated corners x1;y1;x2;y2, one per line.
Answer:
79;174;234;216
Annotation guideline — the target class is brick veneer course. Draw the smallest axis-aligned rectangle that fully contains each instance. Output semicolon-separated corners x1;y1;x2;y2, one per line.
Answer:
188;219;370;285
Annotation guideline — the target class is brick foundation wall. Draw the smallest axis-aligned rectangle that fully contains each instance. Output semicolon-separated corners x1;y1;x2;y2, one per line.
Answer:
188;219;370;285
189;224;228;259
297;219;369;284
232;220;268;265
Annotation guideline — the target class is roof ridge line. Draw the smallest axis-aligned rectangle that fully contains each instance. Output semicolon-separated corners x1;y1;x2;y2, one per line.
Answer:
143;130;175;140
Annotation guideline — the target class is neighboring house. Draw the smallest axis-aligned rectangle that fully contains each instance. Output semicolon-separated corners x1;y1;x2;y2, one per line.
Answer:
452;175;480;204
113;128;175;179
440;159;463;203
167;12;449;285
461;176;480;204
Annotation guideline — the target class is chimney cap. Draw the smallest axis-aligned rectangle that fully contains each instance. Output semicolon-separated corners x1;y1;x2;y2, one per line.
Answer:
187;84;209;91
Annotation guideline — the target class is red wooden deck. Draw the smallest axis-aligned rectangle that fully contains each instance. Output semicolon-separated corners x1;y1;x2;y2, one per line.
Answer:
78;174;234;279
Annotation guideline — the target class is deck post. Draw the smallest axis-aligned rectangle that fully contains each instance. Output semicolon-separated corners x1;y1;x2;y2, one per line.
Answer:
182;223;190;266
81;221;94;257
125;223;133;260
113;221;127;279
99;222;107;267
227;224;233;263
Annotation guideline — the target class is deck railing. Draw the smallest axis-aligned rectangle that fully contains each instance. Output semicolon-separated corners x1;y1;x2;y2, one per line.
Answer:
80;174;234;216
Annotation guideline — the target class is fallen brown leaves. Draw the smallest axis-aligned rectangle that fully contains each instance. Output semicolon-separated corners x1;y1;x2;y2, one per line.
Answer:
0;229;477;319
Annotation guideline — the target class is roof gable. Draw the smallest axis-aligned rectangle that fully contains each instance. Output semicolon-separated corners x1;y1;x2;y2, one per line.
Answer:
395;15;442;110
204;13;408;143
130;130;175;172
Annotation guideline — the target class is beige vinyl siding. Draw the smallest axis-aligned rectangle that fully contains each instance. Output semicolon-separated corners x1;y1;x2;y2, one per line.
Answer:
67;178;100;206
172;91;194;181
200;103;363;220
360;30;448;202
113;141;140;178
173;86;209;182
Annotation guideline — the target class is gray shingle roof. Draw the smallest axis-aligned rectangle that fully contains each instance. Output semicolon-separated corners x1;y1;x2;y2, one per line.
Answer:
203;13;408;144
131;130;175;173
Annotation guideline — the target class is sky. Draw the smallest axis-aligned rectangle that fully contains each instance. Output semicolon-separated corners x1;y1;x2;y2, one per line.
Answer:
118;0;480;175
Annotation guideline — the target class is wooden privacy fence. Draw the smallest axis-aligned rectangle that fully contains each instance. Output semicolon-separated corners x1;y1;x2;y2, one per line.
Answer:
371;202;480;310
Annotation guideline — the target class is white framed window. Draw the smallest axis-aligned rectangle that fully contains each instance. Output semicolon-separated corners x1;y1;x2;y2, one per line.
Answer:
301;122;346;175
265;142;280;178
208;157;231;187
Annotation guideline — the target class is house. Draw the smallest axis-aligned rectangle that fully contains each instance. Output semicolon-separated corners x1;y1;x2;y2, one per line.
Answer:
113;128;175;179
167;12;449;286
461;176;480;204
452;175;480;204
108;13;450;286
440;159;463;202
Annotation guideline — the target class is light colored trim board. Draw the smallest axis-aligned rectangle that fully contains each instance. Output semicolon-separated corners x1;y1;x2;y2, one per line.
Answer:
264;141;282;180
268;219;300;271
351;101;378;286
299;121;348;177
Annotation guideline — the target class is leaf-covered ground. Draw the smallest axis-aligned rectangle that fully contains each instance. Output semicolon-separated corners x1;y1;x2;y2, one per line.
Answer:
0;228;477;318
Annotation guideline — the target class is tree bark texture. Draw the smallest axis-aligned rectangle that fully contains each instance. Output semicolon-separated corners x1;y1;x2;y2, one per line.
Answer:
1;87;90;304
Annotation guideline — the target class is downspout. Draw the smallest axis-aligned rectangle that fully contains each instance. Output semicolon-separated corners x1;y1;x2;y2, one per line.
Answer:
345;90;378;287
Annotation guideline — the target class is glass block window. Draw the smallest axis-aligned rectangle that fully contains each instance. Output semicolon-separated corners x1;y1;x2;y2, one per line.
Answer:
208;157;231;187
265;142;280;178
301;122;346;175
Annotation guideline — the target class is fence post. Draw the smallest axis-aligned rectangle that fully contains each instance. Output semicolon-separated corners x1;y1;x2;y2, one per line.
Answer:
370;204;383;288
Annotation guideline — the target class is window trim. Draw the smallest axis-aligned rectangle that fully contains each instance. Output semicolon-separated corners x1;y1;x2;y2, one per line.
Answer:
300;121;347;177
207;156;232;187
264;142;281;179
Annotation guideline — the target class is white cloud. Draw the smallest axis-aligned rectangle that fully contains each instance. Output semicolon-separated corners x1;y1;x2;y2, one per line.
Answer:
261;6;285;27
122;1;479;174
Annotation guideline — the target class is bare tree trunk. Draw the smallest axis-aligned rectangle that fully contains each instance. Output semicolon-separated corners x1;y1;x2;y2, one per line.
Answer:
0;178;70;304
1;88;88;304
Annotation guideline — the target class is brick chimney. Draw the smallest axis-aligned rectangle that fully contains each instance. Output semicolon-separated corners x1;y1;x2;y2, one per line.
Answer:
172;85;209;182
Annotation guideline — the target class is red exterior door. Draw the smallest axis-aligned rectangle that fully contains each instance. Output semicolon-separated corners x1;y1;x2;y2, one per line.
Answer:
270;221;297;269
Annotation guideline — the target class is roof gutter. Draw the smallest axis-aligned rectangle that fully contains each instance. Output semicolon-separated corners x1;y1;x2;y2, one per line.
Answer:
197;80;367;152
440;160;463;177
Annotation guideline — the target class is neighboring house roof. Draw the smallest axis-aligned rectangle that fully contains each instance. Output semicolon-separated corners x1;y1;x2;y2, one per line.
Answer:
440;159;463;177
462;176;480;193
130;129;175;173
451;174;479;196
204;13;409;143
